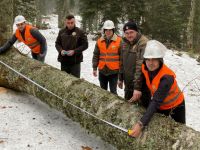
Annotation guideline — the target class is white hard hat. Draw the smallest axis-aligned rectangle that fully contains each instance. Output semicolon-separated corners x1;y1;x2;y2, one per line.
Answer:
143;40;167;58
103;20;115;29
14;15;26;24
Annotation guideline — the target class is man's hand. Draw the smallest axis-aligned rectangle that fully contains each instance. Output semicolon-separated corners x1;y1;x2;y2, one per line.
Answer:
66;50;75;56
37;53;45;62
93;70;97;77
118;80;123;89
128;122;143;138
128;90;142;103
61;50;67;56
39;53;45;58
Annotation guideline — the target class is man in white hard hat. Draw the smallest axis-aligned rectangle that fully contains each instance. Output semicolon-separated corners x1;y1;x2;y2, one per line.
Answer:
92;20;121;94
0;15;47;62
128;40;185;138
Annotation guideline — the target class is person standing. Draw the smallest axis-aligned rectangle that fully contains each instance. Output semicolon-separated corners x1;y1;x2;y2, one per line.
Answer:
118;21;148;100
0;15;47;62
92;20;121;94
55;15;88;78
129;40;185;138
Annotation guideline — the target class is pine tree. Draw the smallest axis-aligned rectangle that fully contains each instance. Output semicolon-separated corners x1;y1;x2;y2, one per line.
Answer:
193;0;200;53
143;0;187;48
79;0;102;33
0;0;13;45
121;0;146;26
13;0;37;24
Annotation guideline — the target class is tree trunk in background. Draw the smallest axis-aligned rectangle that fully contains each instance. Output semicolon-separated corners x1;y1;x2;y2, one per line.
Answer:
57;0;69;28
1;48;200;149
35;0;43;28
186;0;196;50
0;0;13;45
193;0;200;53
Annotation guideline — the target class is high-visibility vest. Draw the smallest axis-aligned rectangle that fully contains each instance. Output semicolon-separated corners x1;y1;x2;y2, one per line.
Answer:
15;24;41;54
97;36;121;70
142;64;184;110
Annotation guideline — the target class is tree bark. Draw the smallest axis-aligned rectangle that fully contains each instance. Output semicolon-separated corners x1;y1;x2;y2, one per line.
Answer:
0;48;200;149
0;0;13;45
186;0;196;50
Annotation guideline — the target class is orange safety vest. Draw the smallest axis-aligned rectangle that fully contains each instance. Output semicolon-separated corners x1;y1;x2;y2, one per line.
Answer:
97;36;121;70
15;24;41;54
142;64;184;110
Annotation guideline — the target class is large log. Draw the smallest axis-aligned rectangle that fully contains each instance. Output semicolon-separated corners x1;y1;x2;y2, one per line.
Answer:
0;48;200;150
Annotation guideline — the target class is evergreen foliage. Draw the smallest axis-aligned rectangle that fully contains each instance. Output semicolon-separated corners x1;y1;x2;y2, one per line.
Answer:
13;0;37;24
3;0;200;53
78;0;198;52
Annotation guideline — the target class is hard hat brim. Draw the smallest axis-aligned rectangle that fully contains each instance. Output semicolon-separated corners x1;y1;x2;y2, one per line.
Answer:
15;20;26;25
143;55;164;59
103;27;115;30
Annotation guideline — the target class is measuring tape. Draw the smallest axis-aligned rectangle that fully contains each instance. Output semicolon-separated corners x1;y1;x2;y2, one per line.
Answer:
0;60;133;134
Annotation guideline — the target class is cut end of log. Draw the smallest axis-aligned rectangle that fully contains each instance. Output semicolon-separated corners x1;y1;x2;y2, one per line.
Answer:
0;87;8;94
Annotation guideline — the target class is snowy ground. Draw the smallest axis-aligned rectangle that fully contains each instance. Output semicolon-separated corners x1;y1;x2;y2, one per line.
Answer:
1;14;200;149
0;90;116;150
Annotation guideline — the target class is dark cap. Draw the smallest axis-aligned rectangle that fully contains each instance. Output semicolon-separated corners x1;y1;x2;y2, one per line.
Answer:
123;21;138;32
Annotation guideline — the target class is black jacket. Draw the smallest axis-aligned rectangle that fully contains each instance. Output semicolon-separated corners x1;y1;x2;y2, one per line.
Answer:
55;27;88;65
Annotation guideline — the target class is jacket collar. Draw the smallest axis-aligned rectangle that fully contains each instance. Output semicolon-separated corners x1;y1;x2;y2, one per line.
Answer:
99;33;118;42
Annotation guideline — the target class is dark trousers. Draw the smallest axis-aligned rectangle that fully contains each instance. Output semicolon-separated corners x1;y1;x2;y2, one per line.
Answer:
158;101;186;124
140;87;186;124
98;72;118;94
124;90;133;100
32;53;45;62
61;63;81;78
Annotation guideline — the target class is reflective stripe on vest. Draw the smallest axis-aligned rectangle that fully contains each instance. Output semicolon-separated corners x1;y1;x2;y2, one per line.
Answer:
142;64;184;110
15;25;41;54
97;36;121;70
27;41;40;49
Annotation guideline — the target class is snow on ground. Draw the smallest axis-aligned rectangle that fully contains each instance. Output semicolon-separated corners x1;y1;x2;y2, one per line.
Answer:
1;14;200;149
165;51;200;131
0;14;117;150
0;90;116;150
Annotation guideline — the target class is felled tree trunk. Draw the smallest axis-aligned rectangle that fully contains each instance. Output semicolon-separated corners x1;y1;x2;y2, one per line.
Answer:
0;48;200;150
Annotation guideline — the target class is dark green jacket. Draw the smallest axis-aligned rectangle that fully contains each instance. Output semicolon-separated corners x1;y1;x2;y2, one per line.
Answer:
119;33;148;91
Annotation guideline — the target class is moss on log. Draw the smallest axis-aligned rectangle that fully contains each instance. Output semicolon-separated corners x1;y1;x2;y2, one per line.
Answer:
0;48;200;150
